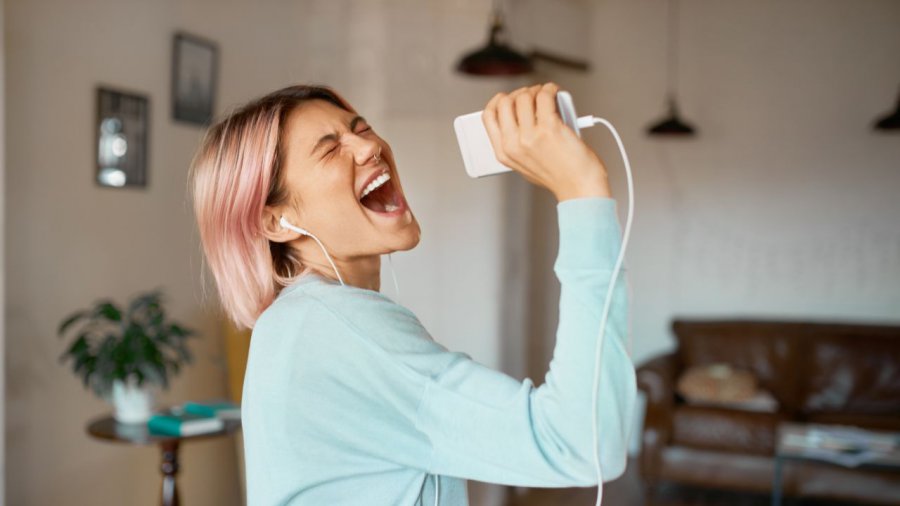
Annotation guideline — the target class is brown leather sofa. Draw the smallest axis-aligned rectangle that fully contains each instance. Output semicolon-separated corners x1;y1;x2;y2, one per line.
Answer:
636;319;900;505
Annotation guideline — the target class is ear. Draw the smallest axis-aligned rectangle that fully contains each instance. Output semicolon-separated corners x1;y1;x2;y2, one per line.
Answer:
261;205;301;243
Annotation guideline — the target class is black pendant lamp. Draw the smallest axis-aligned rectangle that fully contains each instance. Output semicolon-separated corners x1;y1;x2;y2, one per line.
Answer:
647;0;697;136
649;96;696;135
873;88;900;131
457;8;533;76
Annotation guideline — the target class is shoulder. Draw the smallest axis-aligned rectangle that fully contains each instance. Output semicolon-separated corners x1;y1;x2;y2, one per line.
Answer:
250;275;467;386
262;276;440;356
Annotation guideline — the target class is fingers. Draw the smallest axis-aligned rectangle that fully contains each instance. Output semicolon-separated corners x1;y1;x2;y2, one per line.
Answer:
480;82;603;199
498;84;544;146
482;92;505;166
481;82;560;172
514;85;542;131
535;82;562;127
496;93;519;151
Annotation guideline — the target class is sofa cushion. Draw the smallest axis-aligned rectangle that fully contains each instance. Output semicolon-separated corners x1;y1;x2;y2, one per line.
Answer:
683;390;780;413
676;363;779;412
677;363;757;402
673;321;804;412
800;329;900;415
671;404;786;456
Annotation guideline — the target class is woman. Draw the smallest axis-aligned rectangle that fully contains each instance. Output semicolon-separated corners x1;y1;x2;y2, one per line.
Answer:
189;82;635;505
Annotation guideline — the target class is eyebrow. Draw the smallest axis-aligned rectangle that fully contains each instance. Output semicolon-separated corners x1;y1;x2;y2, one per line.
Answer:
310;115;366;156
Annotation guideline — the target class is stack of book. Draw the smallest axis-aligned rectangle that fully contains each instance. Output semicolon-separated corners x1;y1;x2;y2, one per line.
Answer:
182;400;241;420
147;400;240;437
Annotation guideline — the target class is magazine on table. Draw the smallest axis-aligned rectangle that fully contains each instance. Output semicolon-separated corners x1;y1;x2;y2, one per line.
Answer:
783;425;900;468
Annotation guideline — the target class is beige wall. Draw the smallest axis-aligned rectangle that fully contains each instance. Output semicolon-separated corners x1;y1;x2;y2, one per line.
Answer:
4;0;292;503
0;0;6;500
22;0;899;502
527;0;900;454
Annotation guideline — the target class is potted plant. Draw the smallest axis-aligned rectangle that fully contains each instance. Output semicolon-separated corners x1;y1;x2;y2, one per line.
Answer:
57;289;197;424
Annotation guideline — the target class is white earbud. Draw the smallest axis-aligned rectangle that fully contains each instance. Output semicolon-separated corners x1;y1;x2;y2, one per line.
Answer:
279;215;345;286
279;216;310;236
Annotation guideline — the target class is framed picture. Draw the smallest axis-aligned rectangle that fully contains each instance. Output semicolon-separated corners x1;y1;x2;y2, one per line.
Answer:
172;31;218;125
96;87;149;188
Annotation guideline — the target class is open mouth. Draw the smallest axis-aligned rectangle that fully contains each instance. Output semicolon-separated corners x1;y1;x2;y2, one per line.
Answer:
359;170;405;214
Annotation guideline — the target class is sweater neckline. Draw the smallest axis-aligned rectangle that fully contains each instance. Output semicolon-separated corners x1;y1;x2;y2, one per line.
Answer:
276;272;400;306
278;272;337;297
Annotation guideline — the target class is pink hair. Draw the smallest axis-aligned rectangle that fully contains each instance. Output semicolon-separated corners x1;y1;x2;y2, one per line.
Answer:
188;85;357;330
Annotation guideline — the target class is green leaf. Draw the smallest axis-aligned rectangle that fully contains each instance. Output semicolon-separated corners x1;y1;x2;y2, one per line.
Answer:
129;290;162;310
65;335;90;356
59;333;90;364
58;310;89;336
95;302;122;322
168;323;197;339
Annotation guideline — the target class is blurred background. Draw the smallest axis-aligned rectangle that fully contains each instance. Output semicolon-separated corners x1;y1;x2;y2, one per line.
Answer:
2;0;899;505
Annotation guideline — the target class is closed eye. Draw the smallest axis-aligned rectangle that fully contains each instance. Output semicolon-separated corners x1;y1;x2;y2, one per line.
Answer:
323;144;338;159
313;115;372;159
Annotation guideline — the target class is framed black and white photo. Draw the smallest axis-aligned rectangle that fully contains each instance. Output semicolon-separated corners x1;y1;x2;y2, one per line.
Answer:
96;87;149;188
172;31;218;125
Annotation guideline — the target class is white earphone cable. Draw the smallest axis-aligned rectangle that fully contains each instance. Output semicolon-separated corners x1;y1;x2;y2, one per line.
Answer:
386;253;401;300
578;115;635;506
308;233;346;286
433;474;439;506
279;216;346;286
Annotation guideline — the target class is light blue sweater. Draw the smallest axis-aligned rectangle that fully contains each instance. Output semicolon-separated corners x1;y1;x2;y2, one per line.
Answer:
241;197;636;505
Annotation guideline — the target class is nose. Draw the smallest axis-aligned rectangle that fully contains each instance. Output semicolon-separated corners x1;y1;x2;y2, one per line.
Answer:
348;135;381;166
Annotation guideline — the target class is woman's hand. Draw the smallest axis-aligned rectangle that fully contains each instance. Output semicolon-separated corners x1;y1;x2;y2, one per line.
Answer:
481;82;612;202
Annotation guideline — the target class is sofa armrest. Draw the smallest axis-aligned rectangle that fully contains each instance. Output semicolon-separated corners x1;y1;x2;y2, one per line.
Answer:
635;351;680;484
637;352;679;406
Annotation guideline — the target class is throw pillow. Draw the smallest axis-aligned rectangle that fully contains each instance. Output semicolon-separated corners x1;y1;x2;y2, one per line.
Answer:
677;363;778;412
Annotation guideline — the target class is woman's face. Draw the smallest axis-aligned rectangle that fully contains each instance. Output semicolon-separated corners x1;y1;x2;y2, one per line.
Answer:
273;99;420;260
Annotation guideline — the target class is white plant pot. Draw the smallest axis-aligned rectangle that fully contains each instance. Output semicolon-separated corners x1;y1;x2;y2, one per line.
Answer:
110;378;156;424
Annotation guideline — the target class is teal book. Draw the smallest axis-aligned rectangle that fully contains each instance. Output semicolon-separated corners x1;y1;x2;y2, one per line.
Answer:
182;400;241;420
147;410;224;437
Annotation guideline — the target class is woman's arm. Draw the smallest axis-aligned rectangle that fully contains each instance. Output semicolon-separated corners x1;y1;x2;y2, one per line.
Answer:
287;196;634;488
413;81;634;485
415;197;633;486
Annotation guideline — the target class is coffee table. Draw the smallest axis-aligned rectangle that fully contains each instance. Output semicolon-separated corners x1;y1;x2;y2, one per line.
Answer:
771;422;900;506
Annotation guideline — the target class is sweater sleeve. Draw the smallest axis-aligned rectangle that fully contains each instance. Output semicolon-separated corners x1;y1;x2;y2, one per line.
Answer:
416;197;635;487
303;197;634;488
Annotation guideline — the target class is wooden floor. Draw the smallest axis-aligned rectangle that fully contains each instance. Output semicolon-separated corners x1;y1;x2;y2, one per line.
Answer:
505;459;872;506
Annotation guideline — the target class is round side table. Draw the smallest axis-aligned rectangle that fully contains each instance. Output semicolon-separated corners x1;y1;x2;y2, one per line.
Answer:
86;413;242;506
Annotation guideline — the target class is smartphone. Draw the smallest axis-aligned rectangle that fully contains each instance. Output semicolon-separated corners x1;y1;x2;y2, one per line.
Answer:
453;90;581;178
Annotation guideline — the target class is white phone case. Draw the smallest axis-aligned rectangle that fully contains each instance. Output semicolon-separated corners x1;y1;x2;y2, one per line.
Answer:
453;90;581;178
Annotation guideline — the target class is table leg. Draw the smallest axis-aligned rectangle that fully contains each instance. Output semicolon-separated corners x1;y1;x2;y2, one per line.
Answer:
771;455;784;506
160;440;180;506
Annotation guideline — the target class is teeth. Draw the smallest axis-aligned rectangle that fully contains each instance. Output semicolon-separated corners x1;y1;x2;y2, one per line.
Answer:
360;173;391;199
384;204;399;212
